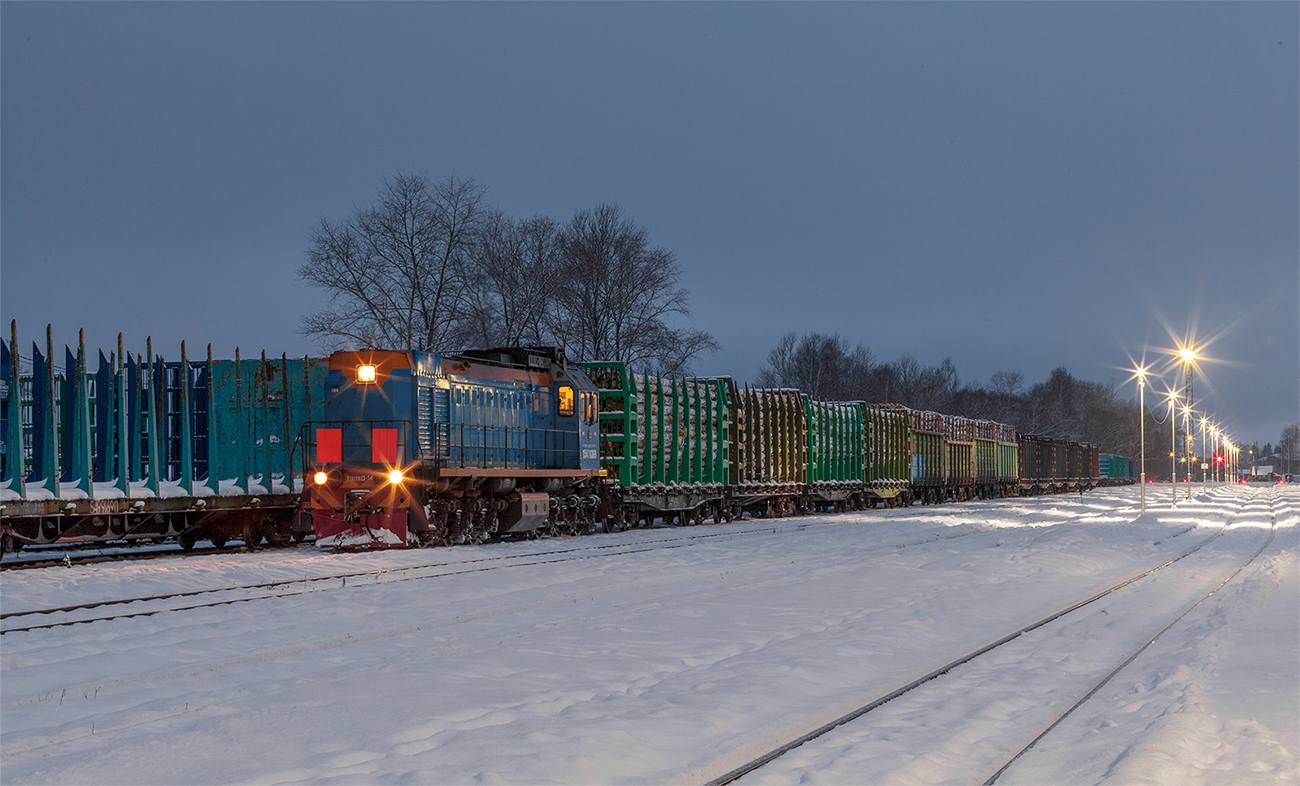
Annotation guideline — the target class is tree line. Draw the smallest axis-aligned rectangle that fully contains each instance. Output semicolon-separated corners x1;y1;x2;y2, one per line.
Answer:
757;331;1176;464
299;172;717;375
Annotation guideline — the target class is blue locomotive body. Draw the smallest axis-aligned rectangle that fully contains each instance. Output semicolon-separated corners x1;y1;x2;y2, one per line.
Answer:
309;347;603;548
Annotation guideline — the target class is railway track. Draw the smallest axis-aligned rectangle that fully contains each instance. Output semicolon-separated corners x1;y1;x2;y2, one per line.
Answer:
1;513;989;635
0;538;315;570
0;492;1191;635
0;488;1135;572
705;489;1274;786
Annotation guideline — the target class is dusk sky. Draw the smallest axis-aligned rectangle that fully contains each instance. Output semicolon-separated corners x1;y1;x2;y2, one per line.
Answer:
2;3;1296;446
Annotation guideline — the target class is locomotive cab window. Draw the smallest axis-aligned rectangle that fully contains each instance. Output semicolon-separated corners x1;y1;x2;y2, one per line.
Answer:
558;385;575;418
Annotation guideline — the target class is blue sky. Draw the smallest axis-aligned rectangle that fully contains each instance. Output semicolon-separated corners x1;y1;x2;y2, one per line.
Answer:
2;3;1296;444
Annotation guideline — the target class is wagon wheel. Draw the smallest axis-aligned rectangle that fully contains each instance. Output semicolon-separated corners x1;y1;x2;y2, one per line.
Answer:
178;530;198;552
263;523;288;547
210;534;228;549
242;521;263;549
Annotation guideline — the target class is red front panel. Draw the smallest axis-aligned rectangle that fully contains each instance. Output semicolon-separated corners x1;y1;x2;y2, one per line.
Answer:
372;428;399;464
317;428;342;464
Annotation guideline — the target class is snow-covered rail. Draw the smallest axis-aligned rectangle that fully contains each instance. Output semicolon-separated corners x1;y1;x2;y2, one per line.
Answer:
984;489;1280;784
1;513;995;634
708;490;1269;786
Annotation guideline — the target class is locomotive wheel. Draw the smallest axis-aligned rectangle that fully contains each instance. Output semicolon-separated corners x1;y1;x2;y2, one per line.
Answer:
178;530;198;552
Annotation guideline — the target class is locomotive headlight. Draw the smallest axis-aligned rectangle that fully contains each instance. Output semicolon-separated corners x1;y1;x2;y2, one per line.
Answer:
356;364;377;383
388;469;404;485
314;471;329;486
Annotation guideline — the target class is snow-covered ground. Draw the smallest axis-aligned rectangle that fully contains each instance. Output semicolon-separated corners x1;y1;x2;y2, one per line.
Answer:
1;485;1295;785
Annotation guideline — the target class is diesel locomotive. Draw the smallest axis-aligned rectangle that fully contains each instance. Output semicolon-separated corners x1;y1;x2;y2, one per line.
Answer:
306;347;605;548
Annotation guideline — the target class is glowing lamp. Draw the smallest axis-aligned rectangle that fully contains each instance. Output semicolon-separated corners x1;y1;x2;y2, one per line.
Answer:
357;364;378;383
314;471;328;485
388;469;404;484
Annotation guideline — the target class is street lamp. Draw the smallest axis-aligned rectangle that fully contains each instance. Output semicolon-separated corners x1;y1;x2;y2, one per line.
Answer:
1135;366;1148;513
1200;417;1208;493
1166;389;1180;506
1178;345;1198;501
1183;405;1194;501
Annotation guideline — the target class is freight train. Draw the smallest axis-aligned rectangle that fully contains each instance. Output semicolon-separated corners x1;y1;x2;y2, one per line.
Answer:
303;346;1112;549
0;327;1128;554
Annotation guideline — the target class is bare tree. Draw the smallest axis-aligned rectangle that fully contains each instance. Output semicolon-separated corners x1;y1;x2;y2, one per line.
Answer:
756;332;875;400
1280;423;1300;475
989;369;1024;397
462;211;562;347
551;204;718;373
299;172;486;351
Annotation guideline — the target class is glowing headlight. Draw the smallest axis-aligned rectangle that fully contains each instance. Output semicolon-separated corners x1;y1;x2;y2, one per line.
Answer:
388;469;404;484
314;471;329;485
356;364;377;383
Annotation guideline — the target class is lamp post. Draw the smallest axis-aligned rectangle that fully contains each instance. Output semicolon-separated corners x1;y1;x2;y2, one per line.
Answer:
1179;346;1198;501
1200;417;1208;493
1183;405;1194;501
1167;390;1180;506
1136;366;1148;513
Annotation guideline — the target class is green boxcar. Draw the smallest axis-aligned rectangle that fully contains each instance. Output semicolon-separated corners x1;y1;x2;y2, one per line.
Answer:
1099;453;1130;483
975;438;997;484
863;404;911;499
580;362;730;487
946;440;974;486
911;431;944;488
997;441;1019;483
805;398;863;483
730;386;806;486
